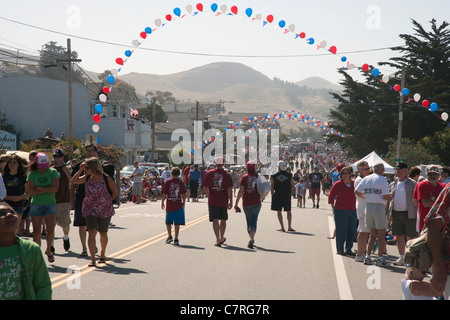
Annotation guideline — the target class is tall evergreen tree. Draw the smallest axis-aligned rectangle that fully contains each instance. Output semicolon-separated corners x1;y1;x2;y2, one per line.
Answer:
328;19;449;158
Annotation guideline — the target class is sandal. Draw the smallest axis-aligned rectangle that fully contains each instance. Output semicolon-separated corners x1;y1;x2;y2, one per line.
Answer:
47;253;55;263
88;261;96;267
98;257;106;264
80;251;88;257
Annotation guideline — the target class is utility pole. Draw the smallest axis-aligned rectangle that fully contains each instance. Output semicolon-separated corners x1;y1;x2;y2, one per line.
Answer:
396;65;406;161
56;38;81;159
151;97;156;162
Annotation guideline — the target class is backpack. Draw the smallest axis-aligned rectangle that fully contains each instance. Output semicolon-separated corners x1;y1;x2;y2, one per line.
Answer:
404;227;432;272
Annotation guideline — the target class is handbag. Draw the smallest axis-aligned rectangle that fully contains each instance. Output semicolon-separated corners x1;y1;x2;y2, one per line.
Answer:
256;173;271;199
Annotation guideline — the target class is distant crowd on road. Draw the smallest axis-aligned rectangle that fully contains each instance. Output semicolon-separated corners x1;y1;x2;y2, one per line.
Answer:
1;141;449;300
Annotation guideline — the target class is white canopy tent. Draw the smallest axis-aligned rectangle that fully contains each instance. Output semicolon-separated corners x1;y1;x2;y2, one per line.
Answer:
351;151;395;174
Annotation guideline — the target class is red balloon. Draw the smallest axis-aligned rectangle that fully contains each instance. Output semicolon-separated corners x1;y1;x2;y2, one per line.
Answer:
245;117;248;121
166;14;172;21
267;15;274;23
394;84;401;91
362;63;369;72
140;31;147;39
299;32;306;39
231;6;238;15
115;58;124;66
211;136;214;142
93;114;101;124
102;87;110;94
422;100;429;108
329;46;337;54
196;3;203;11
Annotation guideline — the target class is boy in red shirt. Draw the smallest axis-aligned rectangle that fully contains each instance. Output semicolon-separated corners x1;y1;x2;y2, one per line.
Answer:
161;167;187;245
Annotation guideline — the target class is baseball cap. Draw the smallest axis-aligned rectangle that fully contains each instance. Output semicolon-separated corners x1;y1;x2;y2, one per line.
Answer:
215;156;224;165
278;161;287;171
53;149;64;158
396;162;408;170
35;152;49;169
336;163;345;172
426;165;440;174
246;161;256;171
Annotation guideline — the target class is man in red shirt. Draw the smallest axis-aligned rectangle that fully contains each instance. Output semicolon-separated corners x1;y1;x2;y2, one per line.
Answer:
413;165;446;231
202;156;233;247
161;167;187;245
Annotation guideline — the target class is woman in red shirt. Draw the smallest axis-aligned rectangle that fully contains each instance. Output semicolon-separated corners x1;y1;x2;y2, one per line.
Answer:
328;166;357;256
234;161;261;249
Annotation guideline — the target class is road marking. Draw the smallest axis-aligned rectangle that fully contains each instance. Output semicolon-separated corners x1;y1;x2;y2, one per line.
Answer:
51;214;209;289
328;215;353;300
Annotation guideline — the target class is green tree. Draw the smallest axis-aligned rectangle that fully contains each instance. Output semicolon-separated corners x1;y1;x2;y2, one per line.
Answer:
38;41;83;82
384;138;440;166
419;127;450;165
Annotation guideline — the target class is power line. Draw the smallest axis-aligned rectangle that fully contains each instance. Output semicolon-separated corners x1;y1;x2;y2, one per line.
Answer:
0;15;405;59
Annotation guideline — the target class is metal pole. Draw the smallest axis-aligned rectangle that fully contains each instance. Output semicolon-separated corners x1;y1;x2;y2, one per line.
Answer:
151;97;156;162
67;39;73;158
396;65;405;161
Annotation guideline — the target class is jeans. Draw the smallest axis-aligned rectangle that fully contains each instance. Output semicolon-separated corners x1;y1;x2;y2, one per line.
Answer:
243;203;262;233
333;209;357;253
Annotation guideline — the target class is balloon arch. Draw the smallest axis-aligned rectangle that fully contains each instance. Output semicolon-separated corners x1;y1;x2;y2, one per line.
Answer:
91;3;448;147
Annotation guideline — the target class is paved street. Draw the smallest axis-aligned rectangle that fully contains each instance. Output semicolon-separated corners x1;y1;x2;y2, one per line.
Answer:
41;193;408;301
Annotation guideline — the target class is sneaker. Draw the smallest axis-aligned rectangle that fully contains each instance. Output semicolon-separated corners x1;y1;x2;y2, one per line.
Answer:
355;254;365;262
364;256;372;265
166;236;173;244
345;251;356;257
313;204;316;208
174;239;179;245
316;204;319;209
376;257;388;267
63;238;70;251
248;240;254;249
393;257;406;266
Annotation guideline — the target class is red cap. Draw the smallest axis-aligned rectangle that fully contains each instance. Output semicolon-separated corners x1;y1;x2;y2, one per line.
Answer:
246;161;256;170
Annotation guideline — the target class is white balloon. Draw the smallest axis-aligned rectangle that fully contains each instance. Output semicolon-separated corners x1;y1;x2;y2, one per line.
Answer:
289;24;295;32
185;4;192;13
92;124;100;133
110;68;118;76
442;112;449;121
255;13;262;20
320;40;327;48
154;18;162;27
347;64;355;70
382;75;389;83
220;5;227;13
132;39;140;47
99;94;107;103
413;93;421;102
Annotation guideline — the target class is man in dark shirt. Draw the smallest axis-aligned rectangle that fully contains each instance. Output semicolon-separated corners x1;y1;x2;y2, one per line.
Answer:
308;166;324;208
271;161;295;232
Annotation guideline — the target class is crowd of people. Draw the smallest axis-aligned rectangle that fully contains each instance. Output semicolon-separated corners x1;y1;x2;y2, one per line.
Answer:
1;140;449;300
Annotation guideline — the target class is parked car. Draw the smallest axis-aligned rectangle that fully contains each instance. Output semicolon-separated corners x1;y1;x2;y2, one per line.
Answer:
120;163;161;178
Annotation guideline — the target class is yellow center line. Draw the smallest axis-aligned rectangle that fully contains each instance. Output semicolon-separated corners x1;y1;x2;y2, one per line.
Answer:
51;214;209;289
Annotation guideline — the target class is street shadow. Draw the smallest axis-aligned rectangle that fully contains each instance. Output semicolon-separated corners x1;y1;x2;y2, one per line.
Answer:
220;244;255;253
286;231;315;236
173;244;205;250
92;257;148;275
254;246;295;254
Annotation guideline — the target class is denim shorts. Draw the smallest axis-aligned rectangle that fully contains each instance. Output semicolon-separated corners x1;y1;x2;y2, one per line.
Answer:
243;203;262;233
29;204;57;217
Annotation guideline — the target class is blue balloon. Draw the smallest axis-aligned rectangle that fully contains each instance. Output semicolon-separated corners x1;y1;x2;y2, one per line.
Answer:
95;104;103;113
430;102;438;112
341;56;347;62
125;50;132;57
372;68;380;77
145;27;152;34
107;75;115;84
245;8;253;17
97;137;100;144
308;38;315;45
278;20;286;28
173;7;181;17
211;3;218;12
402;88;410;96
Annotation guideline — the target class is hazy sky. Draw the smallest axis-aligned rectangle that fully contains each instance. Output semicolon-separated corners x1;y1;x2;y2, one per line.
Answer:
0;0;448;85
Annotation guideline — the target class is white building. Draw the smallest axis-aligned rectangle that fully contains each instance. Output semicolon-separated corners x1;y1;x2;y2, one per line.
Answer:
0;73;151;163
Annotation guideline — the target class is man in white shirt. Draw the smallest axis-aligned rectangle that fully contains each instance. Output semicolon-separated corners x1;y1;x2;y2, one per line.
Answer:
161;167;172;183
131;161;144;204
355;162;391;266
388;162;418;266
354;160;371;262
